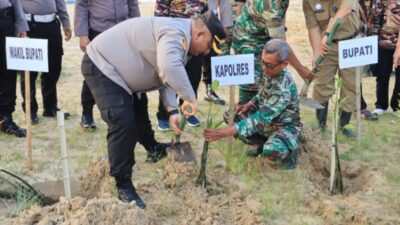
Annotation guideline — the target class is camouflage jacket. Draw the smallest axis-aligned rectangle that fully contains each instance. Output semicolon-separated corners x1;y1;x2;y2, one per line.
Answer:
154;0;205;18
235;69;302;137
366;0;399;49
233;0;289;45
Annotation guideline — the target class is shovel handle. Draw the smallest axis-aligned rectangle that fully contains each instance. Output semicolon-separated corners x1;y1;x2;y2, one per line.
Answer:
300;18;342;99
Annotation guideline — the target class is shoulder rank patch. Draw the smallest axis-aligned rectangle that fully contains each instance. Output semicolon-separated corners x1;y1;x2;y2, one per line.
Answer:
182;36;188;51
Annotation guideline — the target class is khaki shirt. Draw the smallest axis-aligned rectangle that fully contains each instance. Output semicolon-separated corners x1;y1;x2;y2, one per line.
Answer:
303;0;361;40
86;17;195;110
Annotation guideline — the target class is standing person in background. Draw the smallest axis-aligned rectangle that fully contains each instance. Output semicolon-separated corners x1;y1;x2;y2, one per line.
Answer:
154;0;206;130
202;0;234;105
0;0;29;137
303;0;362;137
75;0;171;164
368;0;400;116
20;0;72;125
75;0;140;130
233;0;313;105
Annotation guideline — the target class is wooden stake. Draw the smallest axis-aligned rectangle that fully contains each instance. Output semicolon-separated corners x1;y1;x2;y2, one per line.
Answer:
57;111;71;199
24;71;32;171
356;66;362;146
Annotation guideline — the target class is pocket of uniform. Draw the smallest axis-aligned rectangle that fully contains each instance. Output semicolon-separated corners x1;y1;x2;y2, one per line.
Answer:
96;94;124;110
97;94;126;124
81;54;93;76
314;1;330;21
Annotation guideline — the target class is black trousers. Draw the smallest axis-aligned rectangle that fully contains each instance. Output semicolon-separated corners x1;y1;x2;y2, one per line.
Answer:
201;48;215;84
373;47;400;111
81;29;101;116
157;55;203;120
81;54;156;177
20;19;63;114
0;14;17;116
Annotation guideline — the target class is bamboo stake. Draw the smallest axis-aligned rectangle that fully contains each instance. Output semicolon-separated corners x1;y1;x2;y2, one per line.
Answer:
57;111;71;199
356;66;362;146
24;71;32;171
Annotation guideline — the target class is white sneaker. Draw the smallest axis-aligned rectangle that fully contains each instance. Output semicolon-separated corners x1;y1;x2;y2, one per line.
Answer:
372;108;388;116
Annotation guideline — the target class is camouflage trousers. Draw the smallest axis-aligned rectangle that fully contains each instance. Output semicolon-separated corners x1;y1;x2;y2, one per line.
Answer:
232;40;267;104
224;109;301;168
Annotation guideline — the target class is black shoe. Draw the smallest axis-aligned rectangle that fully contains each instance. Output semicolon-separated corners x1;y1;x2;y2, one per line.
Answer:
339;111;356;138
316;102;329;132
80;115;96;130
341;128;356;138
43;108;70;119
117;186;146;209
31;114;39;125
0;116;26;138
282;149;298;170
145;142;170;163
246;146;263;157
205;84;225;105
115;174;146;209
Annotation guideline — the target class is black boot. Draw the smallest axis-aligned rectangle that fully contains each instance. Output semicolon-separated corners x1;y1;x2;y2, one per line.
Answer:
115;173;146;209
80;114;96;130
43;107;70;119
316;102;329;132
205;84;225;105
339;111;356;138
144;142;170;163
246;145;263;157
0;115;26;138
282;149;298;170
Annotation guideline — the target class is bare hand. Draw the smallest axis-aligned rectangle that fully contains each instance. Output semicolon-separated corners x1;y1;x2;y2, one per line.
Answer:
235;102;252;114
203;126;237;142
320;35;329;56
16;32;27;38
393;46;400;68
63;27;72;41
181;99;198;116
298;65;314;81
79;36;90;52
169;114;182;136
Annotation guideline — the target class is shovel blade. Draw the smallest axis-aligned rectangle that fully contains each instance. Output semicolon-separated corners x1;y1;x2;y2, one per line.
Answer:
166;142;196;163
300;98;325;109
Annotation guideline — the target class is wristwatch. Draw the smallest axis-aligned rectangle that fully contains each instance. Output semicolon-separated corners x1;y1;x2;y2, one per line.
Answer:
323;31;330;37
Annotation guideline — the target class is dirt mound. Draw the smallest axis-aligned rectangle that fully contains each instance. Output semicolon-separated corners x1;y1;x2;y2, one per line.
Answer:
299;124;375;194
8;158;266;225
78;158;114;198
9;197;157;225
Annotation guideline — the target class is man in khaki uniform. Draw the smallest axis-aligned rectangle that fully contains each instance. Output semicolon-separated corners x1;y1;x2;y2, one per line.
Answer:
82;11;226;209
303;0;362;137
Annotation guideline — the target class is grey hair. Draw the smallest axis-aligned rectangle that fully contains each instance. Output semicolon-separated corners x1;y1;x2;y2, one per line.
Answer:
263;39;290;62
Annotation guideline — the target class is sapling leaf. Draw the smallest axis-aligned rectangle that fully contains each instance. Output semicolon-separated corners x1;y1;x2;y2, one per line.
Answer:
213;120;224;129
211;80;219;92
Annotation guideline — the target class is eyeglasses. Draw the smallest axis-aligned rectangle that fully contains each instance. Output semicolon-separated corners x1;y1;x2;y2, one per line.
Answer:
262;60;283;70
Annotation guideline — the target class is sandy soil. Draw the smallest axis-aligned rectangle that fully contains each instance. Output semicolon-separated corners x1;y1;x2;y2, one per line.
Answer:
1;2;400;225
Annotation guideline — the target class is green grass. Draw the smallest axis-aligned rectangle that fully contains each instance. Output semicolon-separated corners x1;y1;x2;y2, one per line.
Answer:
10;186;39;217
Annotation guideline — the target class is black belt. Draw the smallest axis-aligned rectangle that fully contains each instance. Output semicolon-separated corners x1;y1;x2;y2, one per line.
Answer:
0;7;13;19
332;31;360;43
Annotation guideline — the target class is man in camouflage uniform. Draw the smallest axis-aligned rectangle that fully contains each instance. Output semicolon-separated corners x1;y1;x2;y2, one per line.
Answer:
232;0;313;104
204;40;302;169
